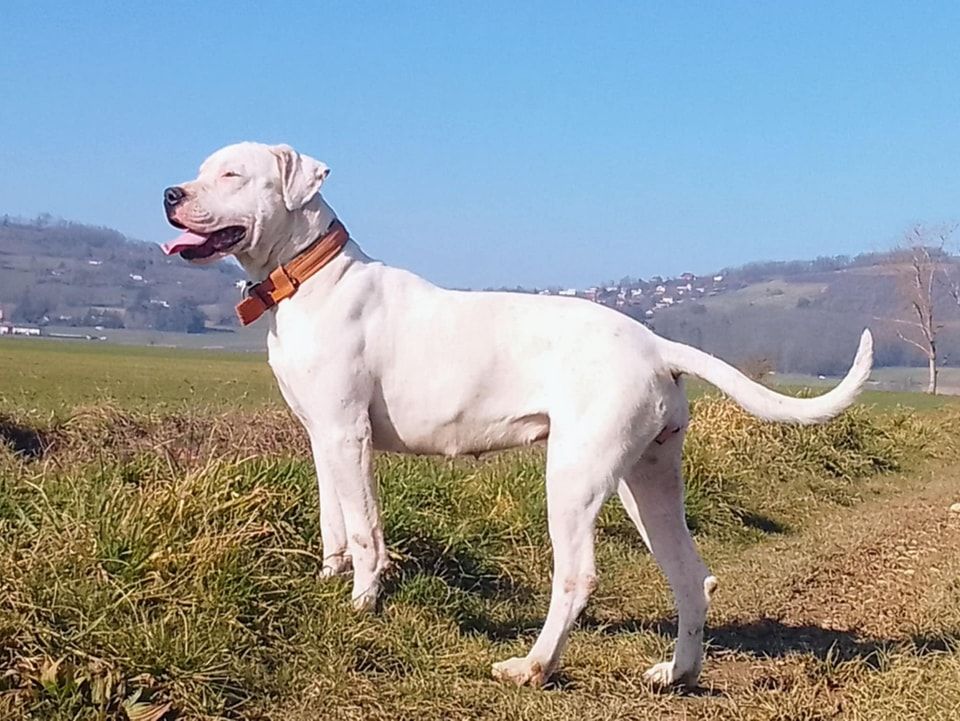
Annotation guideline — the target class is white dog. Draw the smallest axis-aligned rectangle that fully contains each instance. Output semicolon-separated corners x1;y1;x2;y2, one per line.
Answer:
161;142;873;688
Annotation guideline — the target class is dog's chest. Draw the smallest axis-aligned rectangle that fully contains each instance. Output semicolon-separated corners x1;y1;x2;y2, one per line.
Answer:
266;345;308;421
264;326;336;425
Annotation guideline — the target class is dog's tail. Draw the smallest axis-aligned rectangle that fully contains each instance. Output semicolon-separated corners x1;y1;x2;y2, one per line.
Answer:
661;329;873;424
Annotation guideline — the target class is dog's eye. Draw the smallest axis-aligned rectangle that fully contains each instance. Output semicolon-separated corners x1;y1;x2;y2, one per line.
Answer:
221;171;241;179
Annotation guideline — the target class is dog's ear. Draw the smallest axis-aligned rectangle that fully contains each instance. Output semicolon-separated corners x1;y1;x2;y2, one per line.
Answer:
270;144;330;211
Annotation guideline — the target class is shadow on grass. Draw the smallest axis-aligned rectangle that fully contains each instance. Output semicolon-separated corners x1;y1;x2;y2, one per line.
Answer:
586;616;957;667
734;511;790;535
384;535;532;602
599;509;790;547
380;535;536;640
708;619;956;665
0;415;48;459
472;613;956;667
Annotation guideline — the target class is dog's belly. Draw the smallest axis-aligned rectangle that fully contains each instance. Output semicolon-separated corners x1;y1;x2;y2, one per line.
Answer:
369;401;550;456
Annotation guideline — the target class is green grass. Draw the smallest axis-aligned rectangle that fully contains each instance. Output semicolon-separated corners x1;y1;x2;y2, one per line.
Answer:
1;392;955;720
0;338;278;411
5;336;958;415
2;342;960;719
685;375;960;412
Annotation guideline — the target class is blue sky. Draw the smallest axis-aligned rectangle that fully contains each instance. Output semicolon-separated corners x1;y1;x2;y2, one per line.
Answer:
1;2;958;288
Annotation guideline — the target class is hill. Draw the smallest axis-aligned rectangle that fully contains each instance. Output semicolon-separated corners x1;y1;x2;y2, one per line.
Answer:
518;252;960;376
646;256;960;375
2;214;958;374
0;215;244;333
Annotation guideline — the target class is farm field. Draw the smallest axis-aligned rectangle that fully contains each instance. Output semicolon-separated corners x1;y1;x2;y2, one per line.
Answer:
0;338;277;411
773;367;960;400
1;339;959;720
2;337;955;413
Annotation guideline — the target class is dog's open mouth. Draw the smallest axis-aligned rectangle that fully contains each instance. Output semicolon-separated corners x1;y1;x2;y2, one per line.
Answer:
161;225;246;260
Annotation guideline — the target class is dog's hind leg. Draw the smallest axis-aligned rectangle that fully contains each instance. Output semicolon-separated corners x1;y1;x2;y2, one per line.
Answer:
492;438;618;687
622;433;717;688
617;478;652;552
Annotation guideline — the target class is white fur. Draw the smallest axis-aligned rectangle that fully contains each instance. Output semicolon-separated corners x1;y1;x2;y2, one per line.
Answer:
166;142;875;687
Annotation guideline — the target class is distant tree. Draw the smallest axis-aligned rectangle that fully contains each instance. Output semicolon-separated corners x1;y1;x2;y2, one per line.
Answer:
952;279;960;312
163;299;207;334
882;224;956;394
738;356;774;383
81;308;124;328
12;290;52;324
216;311;239;327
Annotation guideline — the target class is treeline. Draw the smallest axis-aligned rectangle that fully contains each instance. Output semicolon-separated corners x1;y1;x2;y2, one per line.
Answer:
652;305;960;376
10;287;208;333
718;248;955;285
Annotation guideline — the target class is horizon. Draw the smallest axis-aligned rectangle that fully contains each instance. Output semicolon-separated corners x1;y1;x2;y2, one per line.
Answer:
4;210;940;292
2;3;959;288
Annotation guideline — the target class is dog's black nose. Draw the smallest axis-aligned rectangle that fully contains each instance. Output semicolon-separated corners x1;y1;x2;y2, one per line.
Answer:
164;186;186;207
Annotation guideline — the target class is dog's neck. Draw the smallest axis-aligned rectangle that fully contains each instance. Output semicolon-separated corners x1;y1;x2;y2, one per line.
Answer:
234;195;362;282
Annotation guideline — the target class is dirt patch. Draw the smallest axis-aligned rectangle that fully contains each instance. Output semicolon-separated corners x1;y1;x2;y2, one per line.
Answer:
704;462;960;701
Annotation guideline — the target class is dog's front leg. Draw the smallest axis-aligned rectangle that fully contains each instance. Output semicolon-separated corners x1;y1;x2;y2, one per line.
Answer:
307;432;351;577
312;416;387;612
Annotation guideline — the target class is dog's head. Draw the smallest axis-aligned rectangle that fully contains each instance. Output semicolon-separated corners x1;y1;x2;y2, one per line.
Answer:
161;142;330;264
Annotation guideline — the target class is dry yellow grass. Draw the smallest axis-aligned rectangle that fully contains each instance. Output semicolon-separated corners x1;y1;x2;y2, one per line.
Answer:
0;398;957;720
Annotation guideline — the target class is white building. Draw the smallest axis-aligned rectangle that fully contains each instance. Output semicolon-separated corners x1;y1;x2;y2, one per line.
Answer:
1;325;40;336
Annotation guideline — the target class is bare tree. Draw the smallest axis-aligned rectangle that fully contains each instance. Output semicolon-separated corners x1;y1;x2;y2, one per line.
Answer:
883;225;955;394
951;269;960;312
738;355;775;383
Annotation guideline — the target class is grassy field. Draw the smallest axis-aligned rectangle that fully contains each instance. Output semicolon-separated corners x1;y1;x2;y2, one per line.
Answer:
1;340;959;720
3;337;955;413
0;339;277;411
773;366;960;401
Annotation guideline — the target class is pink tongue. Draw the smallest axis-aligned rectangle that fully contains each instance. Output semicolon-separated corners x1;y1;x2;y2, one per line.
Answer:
161;231;209;256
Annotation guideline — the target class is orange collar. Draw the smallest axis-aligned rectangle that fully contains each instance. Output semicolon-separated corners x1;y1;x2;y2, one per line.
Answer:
235;219;350;326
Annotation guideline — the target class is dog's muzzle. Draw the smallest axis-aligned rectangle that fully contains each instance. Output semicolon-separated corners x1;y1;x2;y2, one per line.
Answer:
164;186;186;209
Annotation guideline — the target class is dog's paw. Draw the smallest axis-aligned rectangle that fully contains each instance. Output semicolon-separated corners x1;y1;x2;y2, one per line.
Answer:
643;660;699;689
320;553;352;578
351;578;381;613
351;592;377;613
491;656;547;687
643;661;676;688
